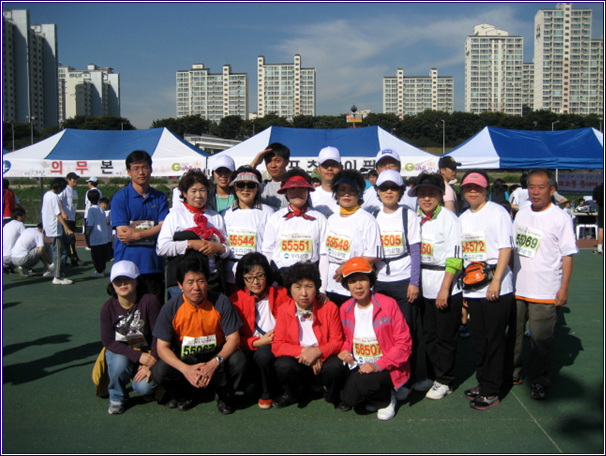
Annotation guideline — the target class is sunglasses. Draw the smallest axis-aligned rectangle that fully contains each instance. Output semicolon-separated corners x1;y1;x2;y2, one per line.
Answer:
235;181;258;189
378;185;401;192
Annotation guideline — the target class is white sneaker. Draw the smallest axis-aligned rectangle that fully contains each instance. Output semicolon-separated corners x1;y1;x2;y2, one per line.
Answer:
52;277;73;285
42;270;53;278
425;381;452;400
17;266;29;278
90;272;105;278
377;391;397;421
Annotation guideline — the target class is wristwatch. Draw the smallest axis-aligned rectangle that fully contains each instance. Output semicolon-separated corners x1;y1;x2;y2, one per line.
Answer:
215;355;224;365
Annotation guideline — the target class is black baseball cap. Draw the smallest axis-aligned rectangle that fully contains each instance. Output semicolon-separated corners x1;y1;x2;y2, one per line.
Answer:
438;156;461;171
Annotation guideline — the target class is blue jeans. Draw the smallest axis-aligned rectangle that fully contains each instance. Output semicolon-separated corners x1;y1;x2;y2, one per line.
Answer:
105;350;157;405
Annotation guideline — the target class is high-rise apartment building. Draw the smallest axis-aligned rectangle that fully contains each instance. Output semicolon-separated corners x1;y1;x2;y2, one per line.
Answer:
465;24;524;115
383;68;454;116
58;64;120;122
3;9;58;130
176;64;248;123
257;54;315;120
534;3;603;115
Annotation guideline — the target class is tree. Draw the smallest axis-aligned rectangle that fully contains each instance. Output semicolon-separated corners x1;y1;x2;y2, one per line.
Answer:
63;116;135;130
216;115;244;139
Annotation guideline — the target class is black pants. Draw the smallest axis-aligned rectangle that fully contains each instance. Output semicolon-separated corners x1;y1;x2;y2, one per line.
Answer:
65;220;80;263
151;350;246;404
422;293;463;386
274;355;347;405
139;273;166;306
467;293;513;397
326;292;351;308
90;244;106;274
340;368;393;409
242;345;277;400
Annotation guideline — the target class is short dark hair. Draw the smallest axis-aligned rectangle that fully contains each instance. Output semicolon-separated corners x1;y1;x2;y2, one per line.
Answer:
367;170;378;178
176;250;210;284
235;252;274;291
11;207;26;219
99;197;110;206
178;168;210;202
282;261;322;296
87;189;101;205
263;142;290;163
331;169;366;204
50;177;67;193
341;270;377;290
126;150;152;169
3;178;9;188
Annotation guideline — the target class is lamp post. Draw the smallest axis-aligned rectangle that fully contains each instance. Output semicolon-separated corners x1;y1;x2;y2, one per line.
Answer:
551;120;560;131
441;120;446;154
26;116;36;144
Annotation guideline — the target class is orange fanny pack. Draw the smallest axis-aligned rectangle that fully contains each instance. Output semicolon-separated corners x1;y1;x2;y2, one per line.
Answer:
461;261;495;290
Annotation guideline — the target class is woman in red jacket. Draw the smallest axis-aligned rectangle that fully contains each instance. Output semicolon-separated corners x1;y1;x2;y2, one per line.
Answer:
230;252;290;409
271;261;347;409
338;257;413;421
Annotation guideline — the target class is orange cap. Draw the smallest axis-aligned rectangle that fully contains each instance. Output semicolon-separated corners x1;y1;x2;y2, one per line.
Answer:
342;257;373;278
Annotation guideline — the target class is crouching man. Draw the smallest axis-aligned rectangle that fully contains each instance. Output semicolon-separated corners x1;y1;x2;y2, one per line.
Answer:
151;250;246;414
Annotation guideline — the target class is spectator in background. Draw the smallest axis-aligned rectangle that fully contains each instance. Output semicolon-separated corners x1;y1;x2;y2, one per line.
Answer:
112;150;169;303
510;172;530;215
85;189;110;279
489;178;511;215
84;176;102;220
593;182;603;254
3;207;26;273
311;176;321;188
367;170;378;187
3;178;19;226
99;197;114;261
10;222;53;278
401;176;418;212
310;147;342;218
41;177;74;285
61;172;85;267
207;155;237;215
438;156;461;214
250;143;291;211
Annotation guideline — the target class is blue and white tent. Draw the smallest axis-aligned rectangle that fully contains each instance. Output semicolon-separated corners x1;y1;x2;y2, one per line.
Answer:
442;126;604;170
2;128;209;178
209;126;438;176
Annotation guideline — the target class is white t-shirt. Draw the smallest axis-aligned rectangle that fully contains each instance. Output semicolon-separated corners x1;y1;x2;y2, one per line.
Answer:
11;227;44;259
261;180;288;212
375;207;421;283
86;205;110;247
352;304;382;365
513;204;578;301
418;206;462;299
444;182;457;205
361;186;381;214
400;191;418;212
320;209;382;296
262;206;327;269
254;296;276;337
41;191;63;238
511;187;530;210
223;204;274;283
156;204;230;274
458;201;514;299
3;220;25;259
309;187;339;218
60;185;78;221
84;187;102;219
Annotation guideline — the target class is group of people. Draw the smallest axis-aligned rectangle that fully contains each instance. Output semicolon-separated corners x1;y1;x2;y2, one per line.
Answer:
38;144;576;420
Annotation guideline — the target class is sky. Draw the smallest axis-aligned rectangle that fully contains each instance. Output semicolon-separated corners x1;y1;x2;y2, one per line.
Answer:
3;1;604;130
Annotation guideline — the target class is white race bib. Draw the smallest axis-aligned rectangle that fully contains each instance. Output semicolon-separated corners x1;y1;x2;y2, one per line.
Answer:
516;226;543;259
325;229;353;262
180;335;217;359
381;228;405;259
462;232;487;262
421;234;436;264
353;335;383;365
228;226;257;257
279;232;313;262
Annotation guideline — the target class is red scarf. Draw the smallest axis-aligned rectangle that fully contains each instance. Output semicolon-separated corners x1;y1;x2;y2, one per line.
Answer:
283;204;316;221
183;202;225;242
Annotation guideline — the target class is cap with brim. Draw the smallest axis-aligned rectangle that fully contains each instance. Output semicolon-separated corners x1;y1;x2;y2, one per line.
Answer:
87;176;98;183
342;257;373;278
376;148;401;164
408;178;445;197
333;175;363;192
110;260;140;282
230;172;261;187
66;172;80;180
376;169;404;188
278;176;315;194
318;146;341;165
212;155;236;172
438;156;461;170
461;172;489;188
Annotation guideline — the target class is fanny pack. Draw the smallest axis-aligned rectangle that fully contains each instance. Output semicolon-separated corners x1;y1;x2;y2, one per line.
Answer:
460;261;495;291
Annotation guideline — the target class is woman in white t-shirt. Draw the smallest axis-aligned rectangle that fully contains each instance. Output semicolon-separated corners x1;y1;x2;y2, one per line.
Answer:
262;168;327;286
223;166;274;295
458;170;514;411
319;170;381;306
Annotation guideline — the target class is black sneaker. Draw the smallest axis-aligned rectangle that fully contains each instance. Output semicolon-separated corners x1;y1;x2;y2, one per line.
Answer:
530;383;546;400
165;398;178;409
469;395;500;410
336;401;352;412
215;395;235;415
464;386;480;400
272;393;297;409
177;399;195;411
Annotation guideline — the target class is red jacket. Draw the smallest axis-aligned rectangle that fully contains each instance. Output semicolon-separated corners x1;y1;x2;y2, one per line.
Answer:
272;298;344;361
340;292;412;389
3;188;16;219
230;285;291;351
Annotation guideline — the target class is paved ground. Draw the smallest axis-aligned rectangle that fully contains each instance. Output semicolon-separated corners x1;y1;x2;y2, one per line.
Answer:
1;247;603;454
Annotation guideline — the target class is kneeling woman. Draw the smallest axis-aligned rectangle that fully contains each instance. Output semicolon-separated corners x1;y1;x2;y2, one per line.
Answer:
271;262;347;408
230;252;291;409
101;260;161;414
338;257;412;421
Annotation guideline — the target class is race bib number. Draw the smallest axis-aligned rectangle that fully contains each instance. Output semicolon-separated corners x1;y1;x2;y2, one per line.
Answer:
228;227;257;257
180;335;217;359
325;229;353;261
279;232;313;261
381;229;405;259
516;226;543;258
420;235;435;263
353;336;383;365
462;232;487;262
